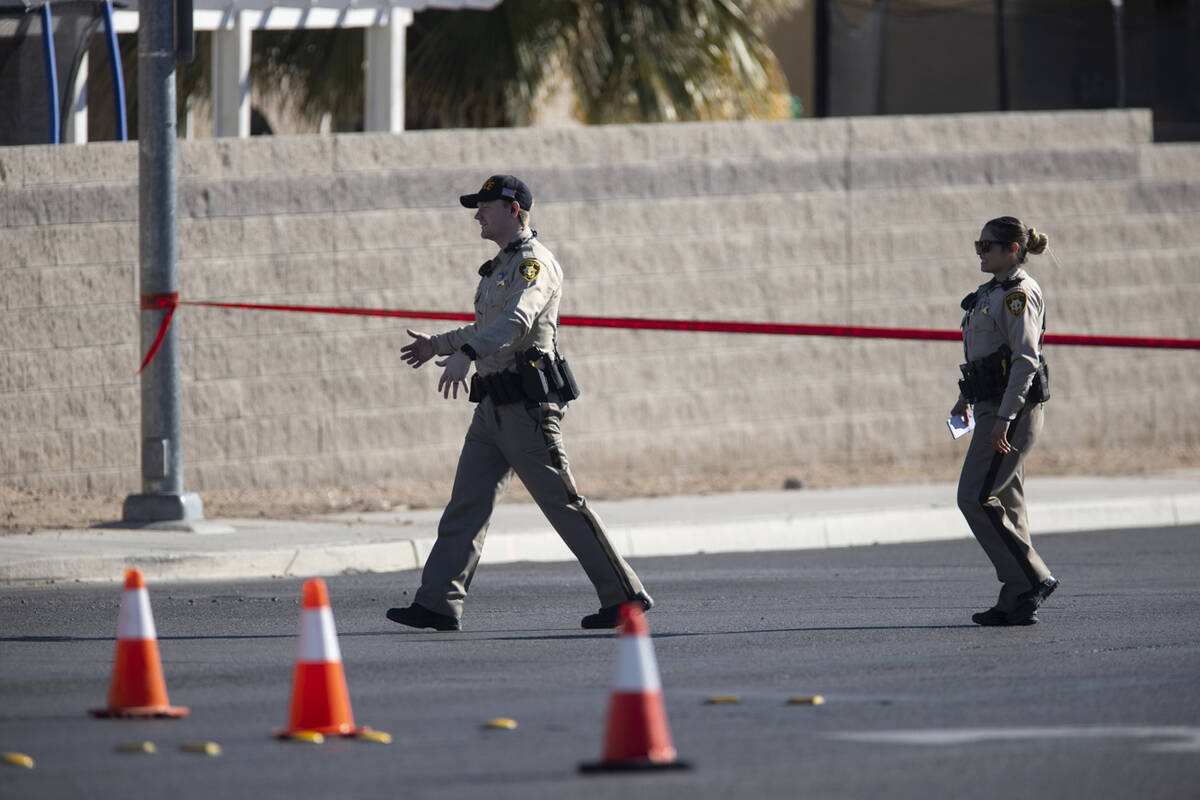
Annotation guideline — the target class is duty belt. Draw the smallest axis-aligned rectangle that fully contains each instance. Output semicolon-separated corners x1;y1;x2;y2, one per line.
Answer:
958;345;1050;405
469;371;525;405
469;349;582;405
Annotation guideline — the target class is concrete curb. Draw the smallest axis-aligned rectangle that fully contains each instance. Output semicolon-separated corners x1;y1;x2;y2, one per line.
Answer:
2;477;1198;586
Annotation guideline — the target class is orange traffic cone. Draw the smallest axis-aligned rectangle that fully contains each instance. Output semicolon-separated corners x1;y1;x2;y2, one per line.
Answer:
579;602;690;772
275;578;368;738
89;568;188;719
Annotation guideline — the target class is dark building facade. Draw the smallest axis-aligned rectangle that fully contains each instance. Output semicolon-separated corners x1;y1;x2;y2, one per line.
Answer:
772;0;1200;141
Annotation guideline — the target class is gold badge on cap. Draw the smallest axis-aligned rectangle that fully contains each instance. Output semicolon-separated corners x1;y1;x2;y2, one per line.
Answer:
519;259;541;282
1004;290;1027;317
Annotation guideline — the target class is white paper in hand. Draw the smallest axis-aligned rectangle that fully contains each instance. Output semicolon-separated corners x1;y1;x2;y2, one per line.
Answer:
946;410;974;440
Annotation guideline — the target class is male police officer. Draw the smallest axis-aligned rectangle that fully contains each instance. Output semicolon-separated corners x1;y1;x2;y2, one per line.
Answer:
386;175;652;631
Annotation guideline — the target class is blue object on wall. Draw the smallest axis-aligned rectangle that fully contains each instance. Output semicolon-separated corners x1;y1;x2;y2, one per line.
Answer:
103;0;127;140
40;2;60;144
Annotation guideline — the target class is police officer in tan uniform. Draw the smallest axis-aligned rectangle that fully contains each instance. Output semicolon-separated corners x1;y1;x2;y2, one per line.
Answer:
386;175;651;631
951;216;1058;626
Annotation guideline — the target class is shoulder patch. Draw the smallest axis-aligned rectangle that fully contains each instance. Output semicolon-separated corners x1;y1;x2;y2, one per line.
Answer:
1004;290;1027;317
519;259;541;282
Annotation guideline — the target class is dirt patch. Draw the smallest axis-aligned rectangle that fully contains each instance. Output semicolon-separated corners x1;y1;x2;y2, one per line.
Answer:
2;447;1196;535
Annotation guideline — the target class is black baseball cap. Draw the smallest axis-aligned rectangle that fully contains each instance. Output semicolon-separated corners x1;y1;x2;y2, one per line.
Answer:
460;175;533;211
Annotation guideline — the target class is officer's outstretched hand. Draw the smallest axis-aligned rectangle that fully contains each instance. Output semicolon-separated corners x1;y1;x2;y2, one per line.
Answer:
400;329;434;368
436;351;472;399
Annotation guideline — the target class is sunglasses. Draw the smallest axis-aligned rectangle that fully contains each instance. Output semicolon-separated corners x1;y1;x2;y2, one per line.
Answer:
974;239;1008;255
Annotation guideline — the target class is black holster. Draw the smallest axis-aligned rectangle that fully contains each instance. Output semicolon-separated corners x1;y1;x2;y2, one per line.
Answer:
1029;358;1050;404
958;346;1011;404
517;348;580;402
959;345;1050;405
545;354;581;402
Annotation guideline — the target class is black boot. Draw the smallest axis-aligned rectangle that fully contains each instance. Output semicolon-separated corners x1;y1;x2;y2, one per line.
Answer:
972;607;1013;626
1007;576;1059;625
386;603;460;631
581;591;654;630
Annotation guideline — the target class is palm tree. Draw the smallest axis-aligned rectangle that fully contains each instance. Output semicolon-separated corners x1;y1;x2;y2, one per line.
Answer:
408;0;801;127
176;0;801;132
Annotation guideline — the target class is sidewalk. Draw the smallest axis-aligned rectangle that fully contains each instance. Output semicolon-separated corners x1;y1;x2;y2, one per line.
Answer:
2;474;1199;585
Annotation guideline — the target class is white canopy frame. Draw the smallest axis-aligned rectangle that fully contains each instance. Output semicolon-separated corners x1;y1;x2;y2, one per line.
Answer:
89;0;499;140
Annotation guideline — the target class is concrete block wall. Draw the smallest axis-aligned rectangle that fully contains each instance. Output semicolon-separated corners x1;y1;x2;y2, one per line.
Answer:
1;109;1197;498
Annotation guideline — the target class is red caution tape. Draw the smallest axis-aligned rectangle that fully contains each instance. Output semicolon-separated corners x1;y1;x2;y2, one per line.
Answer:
560;313;1200;351
557;314;963;342
183;300;473;324
137;292;180;374
136;297;1200;373
1040;332;1200;349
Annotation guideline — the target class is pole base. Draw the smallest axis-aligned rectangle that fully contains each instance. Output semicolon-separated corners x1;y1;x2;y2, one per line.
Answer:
122;492;205;524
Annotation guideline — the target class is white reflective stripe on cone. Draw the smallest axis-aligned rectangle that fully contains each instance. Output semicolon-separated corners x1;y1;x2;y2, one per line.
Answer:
612;635;662;692
116;588;156;640
297;607;342;663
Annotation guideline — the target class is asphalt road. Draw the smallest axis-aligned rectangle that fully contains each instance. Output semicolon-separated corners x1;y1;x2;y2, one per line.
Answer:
2;526;1198;799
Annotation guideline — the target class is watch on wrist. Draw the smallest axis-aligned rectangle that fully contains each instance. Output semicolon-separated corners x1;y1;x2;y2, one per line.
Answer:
459;344;478;361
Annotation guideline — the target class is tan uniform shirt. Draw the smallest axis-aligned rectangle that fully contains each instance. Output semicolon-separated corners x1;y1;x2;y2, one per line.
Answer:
430;229;562;377
961;266;1045;419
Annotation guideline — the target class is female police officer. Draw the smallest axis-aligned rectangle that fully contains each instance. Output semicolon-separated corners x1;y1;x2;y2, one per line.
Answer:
951;216;1058;626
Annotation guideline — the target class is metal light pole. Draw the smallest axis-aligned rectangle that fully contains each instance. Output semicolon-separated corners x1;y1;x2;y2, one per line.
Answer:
873;0;888;115
122;0;203;524
1112;0;1126;108
814;0;830;117
995;0;1010;111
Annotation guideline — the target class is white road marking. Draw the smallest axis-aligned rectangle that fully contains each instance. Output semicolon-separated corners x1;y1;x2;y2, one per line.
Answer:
829;726;1200;753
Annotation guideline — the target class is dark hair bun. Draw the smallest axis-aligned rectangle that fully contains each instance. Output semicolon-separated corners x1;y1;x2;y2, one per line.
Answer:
1026;227;1049;255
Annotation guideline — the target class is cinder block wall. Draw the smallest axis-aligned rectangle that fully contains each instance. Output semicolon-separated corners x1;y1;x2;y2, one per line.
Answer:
2;109;1197;497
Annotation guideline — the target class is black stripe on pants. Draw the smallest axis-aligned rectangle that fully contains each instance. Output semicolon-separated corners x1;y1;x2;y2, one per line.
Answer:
976;409;1041;589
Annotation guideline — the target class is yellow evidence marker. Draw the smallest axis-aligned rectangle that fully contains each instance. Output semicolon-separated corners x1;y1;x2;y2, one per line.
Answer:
482;718;518;730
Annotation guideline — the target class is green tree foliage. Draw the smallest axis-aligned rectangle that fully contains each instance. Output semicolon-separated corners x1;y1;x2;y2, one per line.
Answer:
178;0;801;131
409;0;801;127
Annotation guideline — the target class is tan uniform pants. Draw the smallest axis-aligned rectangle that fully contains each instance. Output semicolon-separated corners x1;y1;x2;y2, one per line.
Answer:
957;401;1052;612
414;397;644;620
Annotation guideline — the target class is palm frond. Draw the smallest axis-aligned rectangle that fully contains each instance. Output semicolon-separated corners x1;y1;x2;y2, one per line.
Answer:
406;2;572;129
570;0;796;123
175;0;802;131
